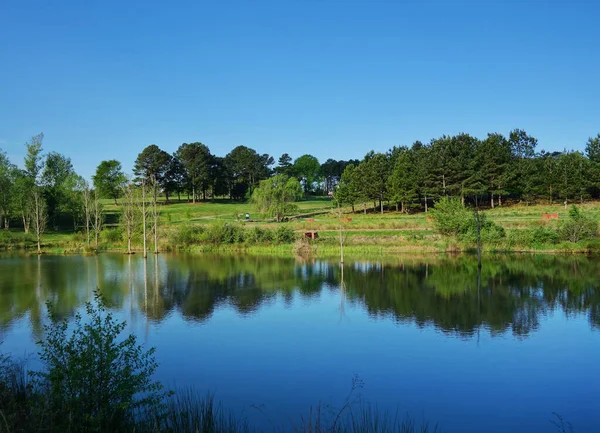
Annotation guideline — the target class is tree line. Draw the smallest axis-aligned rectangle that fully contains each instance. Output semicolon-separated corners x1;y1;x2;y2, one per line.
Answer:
336;129;600;213
1;129;600;239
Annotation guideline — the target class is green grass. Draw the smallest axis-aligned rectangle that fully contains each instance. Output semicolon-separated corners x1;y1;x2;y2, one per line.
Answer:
3;199;600;255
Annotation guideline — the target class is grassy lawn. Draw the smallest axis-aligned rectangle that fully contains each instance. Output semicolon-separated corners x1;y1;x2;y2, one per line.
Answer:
3;198;600;255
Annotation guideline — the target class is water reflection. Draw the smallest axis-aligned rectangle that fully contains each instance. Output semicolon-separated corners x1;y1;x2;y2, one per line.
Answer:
0;253;599;338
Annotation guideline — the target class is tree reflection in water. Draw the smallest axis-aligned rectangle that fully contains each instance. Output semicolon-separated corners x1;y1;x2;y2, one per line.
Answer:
0;253;599;339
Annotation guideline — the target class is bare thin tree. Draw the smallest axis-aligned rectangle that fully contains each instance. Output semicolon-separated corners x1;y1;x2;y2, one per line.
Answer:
150;176;160;254
121;183;138;254
91;190;104;249
136;179;150;258
30;188;47;254
81;183;92;246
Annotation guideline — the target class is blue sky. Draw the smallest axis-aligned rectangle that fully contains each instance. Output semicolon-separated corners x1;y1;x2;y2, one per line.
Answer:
1;0;599;179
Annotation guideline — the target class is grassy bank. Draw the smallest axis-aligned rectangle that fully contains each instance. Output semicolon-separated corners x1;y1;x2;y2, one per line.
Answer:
2;199;600;255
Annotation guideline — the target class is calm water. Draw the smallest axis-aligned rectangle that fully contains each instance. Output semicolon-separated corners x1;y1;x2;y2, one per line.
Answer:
0;253;599;432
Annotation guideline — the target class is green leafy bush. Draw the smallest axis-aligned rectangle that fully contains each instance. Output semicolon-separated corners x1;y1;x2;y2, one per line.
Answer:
170;224;206;246
101;227;122;243
429;197;471;236
32;291;166;432
274;225;296;244
0;230;15;245
0;231;34;246
530;226;560;245
558;206;598;243
430;197;505;244
245;226;275;244
205;222;245;244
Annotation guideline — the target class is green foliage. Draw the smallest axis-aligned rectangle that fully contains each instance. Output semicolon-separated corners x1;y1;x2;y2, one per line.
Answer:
430;197;505;243
169;224;206;246
585;133;600;164
530;226;560;245
32;290;166;432
24;133;44;182
293;154;321;194
134;144;172;187
175;142;213;201
334;164;362;209
251;174;303;222
388;147;418;212
225;145;274;196
361;152;390;213
101;227;123;243
429;197;472;236
245;226;274;244
0;230;34;247
459;214;506;244
274;225;295;244
205;222;246;245
93;160;126;203
506;227;561;247
558;205;598;242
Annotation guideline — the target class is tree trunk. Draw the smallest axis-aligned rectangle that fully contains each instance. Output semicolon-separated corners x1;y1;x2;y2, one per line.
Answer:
491;192;494;209
401;201;405;213
363;202;366;214
22;214;29;233
564;199;567;209
95;229;99;249
498;193;502;207
395;203;399;212
127;235;131;254
442;175;446;195
154;219;158;254
37;236;41;254
424;195;428;213
380;199;383;215
192;187;196;204
351;204;355;213
114;198;118;206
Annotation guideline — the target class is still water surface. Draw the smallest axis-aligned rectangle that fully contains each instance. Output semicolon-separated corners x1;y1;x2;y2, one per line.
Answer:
0;253;599;432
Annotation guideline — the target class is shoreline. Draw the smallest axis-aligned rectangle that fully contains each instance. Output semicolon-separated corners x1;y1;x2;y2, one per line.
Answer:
2;241;598;257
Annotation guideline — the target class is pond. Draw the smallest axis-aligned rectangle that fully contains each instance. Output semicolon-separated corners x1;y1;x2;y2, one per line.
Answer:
0;253;599;432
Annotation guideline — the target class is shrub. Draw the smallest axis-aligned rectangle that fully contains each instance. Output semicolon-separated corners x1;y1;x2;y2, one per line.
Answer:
170;224;205;246
429;197;472;237
71;231;86;243
32;290;167;432
274;225;295;244
245;226;275;244
458;214;505;244
558;206;598;243
101;227;122;243
0;231;34;246
530;226;559;245
430;197;505;244
0;230;15;246
205;222;245;244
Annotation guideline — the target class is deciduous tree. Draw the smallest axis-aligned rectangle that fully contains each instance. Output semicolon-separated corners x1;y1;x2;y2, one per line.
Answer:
93;160;126;205
251;174;302;222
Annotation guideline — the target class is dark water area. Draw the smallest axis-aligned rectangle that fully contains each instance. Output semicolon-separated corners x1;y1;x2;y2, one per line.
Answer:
0;253;598;432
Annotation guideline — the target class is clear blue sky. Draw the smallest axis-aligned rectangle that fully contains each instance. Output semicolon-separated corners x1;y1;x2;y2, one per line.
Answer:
1;0;599;179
